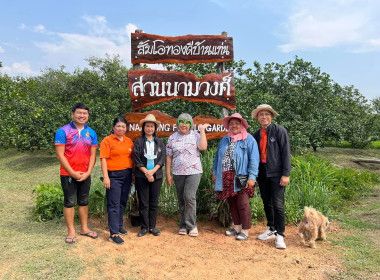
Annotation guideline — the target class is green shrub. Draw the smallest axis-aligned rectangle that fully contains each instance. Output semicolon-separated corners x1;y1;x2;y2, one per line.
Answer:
158;179;178;216
33;153;379;226
366;141;380;149
249;192;265;224
32;178;107;221
332;168;379;200
88;180;107;216
32;182;64;222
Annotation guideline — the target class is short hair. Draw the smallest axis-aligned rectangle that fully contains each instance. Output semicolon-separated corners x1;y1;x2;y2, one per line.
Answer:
72;103;89;113
177;113;195;130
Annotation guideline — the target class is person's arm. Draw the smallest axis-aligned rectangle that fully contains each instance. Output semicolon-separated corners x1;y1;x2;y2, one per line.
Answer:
55;145;82;180
133;138;145;168
246;136;259;188
212;139;222;185
100;158;110;189
280;127;291;187
77;146;97;181
197;124;210;151
166;155;173;187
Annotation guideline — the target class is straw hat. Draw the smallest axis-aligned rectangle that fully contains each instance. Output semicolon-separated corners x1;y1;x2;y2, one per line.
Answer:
139;114;161;126
222;113;248;130
251;104;279;119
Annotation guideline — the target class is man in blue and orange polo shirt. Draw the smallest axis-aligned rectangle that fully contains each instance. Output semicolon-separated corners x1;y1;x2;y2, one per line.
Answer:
55;103;98;244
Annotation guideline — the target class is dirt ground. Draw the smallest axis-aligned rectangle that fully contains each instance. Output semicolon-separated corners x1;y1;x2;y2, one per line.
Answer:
74;216;343;280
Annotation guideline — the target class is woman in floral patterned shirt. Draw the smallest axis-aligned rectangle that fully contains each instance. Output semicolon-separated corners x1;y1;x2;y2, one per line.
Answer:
166;113;210;237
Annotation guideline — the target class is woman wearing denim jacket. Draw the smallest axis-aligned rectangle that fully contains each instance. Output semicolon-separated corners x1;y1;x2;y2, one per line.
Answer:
212;113;259;241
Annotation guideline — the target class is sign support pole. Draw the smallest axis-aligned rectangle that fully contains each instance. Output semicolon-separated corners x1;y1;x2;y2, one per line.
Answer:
217;31;229;118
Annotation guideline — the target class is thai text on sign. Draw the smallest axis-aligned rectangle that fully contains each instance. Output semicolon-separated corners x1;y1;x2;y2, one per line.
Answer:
125;110;227;141
128;70;235;111
131;33;234;64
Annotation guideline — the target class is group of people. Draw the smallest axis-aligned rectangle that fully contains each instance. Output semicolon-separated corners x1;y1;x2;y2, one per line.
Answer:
55;102;290;249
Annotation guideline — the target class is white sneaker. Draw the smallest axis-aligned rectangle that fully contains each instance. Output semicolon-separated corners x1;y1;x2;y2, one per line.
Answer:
258;227;276;240
275;235;287;249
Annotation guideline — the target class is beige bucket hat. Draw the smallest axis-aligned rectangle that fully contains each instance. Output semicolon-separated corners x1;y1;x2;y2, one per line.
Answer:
139;114;161;126
251;104;279;119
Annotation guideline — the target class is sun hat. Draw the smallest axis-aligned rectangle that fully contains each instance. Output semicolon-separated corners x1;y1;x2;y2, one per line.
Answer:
139;114;161;126
251;104;279;119
222;113;248;130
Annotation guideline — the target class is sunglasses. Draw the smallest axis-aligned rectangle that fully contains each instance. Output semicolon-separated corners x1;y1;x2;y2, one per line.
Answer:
177;119;193;127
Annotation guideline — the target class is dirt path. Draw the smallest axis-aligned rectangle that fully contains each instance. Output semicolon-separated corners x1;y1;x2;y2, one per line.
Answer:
74;216;343;280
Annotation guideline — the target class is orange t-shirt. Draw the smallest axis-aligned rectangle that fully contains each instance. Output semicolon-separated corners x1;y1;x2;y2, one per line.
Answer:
259;128;267;163
100;134;134;171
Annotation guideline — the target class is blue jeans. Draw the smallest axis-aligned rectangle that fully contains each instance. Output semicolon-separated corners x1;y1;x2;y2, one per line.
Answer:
106;168;132;235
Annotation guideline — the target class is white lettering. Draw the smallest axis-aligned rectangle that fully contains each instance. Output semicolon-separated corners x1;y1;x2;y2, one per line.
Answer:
130;75;233;98
136;39;231;57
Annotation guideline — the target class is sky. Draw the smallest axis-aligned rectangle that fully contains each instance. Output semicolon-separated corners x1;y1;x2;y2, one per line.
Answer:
1;0;379;100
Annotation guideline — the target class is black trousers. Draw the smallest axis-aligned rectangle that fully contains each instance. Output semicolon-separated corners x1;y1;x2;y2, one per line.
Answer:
257;164;286;236
135;176;163;230
106;169;132;235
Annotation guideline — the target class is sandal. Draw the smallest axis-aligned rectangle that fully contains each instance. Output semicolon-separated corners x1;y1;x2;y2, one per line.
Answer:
178;228;187;235
189;227;198;237
65;236;77;244
80;231;98;239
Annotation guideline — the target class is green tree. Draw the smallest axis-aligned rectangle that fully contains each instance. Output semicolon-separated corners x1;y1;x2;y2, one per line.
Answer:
241;57;343;151
334;85;375;148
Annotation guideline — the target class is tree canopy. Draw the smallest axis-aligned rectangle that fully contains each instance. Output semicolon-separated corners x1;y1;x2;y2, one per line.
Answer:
0;55;377;151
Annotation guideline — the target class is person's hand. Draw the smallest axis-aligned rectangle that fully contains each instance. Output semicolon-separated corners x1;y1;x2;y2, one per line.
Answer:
198;123;210;132
71;171;83;180
280;176;290;187
148;176;155;183
212;175;216;185
145;170;155;178
166;174;173;187
77;171;90;182
246;179;255;189
103;177;111;189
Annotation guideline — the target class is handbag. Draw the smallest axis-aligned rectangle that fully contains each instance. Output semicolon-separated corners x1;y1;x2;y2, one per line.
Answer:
235;175;248;189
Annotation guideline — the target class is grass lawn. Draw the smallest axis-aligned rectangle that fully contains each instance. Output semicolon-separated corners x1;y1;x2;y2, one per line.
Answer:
329;186;380;280
0;149;90;279
315;147;380;279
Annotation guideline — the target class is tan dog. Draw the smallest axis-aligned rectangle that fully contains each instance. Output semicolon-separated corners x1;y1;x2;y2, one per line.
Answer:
298;207;329;248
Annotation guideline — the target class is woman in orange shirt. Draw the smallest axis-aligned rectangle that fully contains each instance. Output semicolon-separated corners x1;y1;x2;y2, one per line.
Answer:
100;117;134;245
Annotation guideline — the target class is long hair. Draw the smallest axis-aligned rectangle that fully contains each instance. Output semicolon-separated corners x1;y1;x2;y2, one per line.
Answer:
141;122;157;138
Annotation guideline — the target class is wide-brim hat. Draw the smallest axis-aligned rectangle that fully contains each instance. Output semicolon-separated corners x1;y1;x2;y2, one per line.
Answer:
251;104;279;119
139;114;161;126
222;113;248;130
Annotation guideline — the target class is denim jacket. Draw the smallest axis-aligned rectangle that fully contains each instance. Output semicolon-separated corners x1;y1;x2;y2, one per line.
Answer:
213;134;259;192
